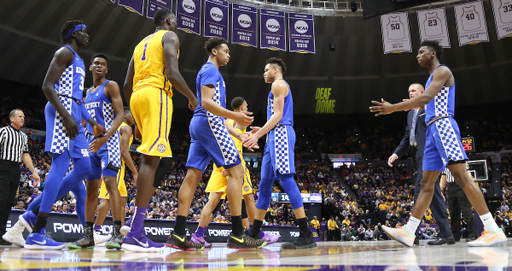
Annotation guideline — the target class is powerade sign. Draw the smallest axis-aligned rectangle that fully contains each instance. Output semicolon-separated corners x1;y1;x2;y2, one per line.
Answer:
204;0;229;40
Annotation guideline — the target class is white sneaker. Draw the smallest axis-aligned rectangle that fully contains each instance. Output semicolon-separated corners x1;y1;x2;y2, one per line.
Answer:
468;227;507;247
94;231;111;246
120;225;131;237
3;221;25;247
382;226;415;247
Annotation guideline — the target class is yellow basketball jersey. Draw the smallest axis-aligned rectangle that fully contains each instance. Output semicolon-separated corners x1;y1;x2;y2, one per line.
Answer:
118;122;133;155
132;30;174;94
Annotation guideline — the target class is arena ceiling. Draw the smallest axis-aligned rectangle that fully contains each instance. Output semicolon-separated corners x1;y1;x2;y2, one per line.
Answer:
1;0;511;115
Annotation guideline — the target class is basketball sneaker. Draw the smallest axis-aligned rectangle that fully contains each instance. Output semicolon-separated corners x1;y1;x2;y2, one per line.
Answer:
468;227;507;247
261;231;279;245
3;220;26;247
382;225;415;247
105;224;123;249
120;218;132;236
282;234;316;249
25;232;65;250
166;231;204;251
122;229;165;252
227;234;266;249
93;231;111;246
19;211;37;233
191;232;212;248
67;225;94;249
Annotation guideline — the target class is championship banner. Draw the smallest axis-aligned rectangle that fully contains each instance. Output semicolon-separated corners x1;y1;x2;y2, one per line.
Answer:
416;8;451;48
231;4;258;47
288;12;316;54
118;0;145;16
147;0;172;19
490;0;512;39
380;12;412;54
454;1;489;46
260;9;287;51
204;0;229;40
177;0;202;35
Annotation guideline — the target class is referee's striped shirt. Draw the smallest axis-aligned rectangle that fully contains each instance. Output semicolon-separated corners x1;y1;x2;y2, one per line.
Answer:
443;163;469;184
0;125;28;163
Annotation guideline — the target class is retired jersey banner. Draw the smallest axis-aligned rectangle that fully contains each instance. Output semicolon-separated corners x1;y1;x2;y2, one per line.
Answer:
454;1;489;46
417;8;451;48
491;0;512;39
380;12;412;54
231;4;258;47
147;0;172;19
118;0;145;16
177;0;202;35
260;9;287;51
288;13;316;54
204;0;229;39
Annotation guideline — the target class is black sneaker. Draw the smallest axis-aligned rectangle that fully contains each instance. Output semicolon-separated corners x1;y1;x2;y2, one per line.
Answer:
282;234;317;249
67;225;94;249
165;231;204;251
105;224;123;249
227;234;266;249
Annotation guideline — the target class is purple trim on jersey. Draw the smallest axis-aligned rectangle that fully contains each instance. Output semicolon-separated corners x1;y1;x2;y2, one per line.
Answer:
164;90;169;145
149;89;164;152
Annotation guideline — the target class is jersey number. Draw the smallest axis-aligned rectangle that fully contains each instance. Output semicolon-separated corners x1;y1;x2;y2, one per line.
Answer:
141;42;149;61
428;19;438;26
88;109;96;118
391;23;400;30
79;75;84;91
504;5;512;12
465;13;475;20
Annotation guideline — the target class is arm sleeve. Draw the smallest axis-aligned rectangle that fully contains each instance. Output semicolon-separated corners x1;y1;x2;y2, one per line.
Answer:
80;102;93;122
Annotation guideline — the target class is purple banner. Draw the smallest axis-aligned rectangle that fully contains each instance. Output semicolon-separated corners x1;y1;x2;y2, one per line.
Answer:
288;13;315;54
118;0;145;16
260;9;286;51
177;0;202;35
204;0;229;39
147;0;172;19
231;4;258;47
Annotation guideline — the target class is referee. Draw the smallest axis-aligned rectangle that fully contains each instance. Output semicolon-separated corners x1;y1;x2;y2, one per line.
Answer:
0;109;40;246
440;167;477;242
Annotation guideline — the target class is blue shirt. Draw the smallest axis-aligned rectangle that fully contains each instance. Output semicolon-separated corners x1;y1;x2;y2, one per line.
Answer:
425;64;456;124
267;79;294;126
84;80;116;135
194;62;226;119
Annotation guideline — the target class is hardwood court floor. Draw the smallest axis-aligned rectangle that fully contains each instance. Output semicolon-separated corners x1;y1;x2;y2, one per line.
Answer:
0;239;510;270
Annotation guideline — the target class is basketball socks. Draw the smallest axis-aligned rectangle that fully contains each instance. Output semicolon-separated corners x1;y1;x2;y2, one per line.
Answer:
405;216;421;235
94;225;101;232
249;219;263;238
32;216;48;234
195;226;205;237
297;218;312;238
174;215;187;236
85;222;94;228
131;207;146;232
480;212;500;232
232;216;243;236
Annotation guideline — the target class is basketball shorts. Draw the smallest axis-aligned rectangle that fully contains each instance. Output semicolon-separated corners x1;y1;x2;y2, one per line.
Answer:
44;101;86;158
186;115;241;172
130;87;173;157
99;161;127;199
423;117;468;172
261;125;296;180
206;160;253;199
86;133;121;180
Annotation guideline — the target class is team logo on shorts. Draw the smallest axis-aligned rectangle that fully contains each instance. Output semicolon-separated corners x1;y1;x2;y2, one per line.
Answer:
81;149;89;157
157;144;166;153
243;185;250;192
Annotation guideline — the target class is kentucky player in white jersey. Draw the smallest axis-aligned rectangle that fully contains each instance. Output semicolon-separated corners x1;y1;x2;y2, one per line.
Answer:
370;40;506;247
22;21;105;250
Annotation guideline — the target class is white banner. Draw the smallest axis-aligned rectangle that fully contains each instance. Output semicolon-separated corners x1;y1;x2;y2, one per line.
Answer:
380;12;412;54
417;8;451;48
490;0;512;39
454;1;489;46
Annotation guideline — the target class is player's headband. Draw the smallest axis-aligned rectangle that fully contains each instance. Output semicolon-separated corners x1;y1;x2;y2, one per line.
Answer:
64;24;87;40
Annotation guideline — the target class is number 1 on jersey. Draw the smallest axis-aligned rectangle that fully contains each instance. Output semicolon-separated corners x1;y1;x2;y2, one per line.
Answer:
141;42;148;61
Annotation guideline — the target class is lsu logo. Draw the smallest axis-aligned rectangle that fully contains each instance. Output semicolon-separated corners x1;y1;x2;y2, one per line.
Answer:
238;14;252;28
157;144;166;153
294;20;308;34
243;185;250;192
210;7;223;22
266;19;280;32
182;0;196;13
312;231;319;238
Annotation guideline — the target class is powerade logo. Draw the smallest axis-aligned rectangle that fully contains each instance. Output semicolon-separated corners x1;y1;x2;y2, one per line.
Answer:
290;231;300;237
144;226;174;236
54;223;83;233
238;14;252;28
208;229;232;237
183;0;196;13
210;7;223;22
266;19;280;32
264;231;281;237
294;20;308;34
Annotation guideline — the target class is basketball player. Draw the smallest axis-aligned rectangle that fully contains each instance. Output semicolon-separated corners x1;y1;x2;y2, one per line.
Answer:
93;108;137;243
68;53;126;249
22;21;106;250
191;97;279;248
243;58;317;249
166;37;265;250
123;9;198;252
369;40;506;247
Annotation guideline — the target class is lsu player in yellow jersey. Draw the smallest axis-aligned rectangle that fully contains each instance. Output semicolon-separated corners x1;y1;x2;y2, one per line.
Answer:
93;108;137;245
123;9;197;252
191;97;279;248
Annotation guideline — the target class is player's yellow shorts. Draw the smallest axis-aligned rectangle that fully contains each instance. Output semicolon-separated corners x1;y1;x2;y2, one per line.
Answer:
130;87;173;157
99;163;127;199
206;161;253;199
